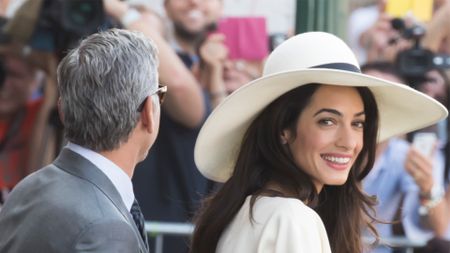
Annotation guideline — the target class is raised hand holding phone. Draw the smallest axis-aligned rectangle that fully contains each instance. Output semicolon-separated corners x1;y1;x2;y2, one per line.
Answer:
405;132;437;195
413;132;437;157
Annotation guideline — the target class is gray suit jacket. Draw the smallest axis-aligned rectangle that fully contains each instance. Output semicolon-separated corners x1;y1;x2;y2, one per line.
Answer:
0;148;148;253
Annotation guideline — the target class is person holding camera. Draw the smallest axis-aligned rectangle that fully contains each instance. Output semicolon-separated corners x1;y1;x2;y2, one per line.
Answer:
349;0;450;64
348;0;410;64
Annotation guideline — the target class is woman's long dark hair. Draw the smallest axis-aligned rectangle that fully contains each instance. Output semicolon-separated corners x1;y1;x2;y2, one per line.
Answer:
190;84;380;253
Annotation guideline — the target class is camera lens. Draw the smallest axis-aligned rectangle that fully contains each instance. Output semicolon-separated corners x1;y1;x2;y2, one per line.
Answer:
396;48;434;79
391;18;406;31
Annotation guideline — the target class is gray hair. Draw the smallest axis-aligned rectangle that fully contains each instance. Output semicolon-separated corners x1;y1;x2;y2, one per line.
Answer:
57;28;159;151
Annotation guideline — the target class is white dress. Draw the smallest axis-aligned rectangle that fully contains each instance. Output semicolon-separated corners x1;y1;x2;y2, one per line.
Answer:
216;196;332;253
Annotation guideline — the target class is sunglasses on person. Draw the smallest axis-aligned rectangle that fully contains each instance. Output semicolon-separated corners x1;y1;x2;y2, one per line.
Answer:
137;85;167;112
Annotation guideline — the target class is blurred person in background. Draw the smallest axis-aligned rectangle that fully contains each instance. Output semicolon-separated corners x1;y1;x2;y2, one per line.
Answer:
105;0;207;131
0;3;59;207
0;47;45;207
360;62;447;253
348;0;388;63
402;67;450;253
348;0;450;64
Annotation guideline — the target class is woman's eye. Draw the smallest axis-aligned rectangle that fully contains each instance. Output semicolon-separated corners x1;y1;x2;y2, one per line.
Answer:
352;121;365;129
318;119;334;126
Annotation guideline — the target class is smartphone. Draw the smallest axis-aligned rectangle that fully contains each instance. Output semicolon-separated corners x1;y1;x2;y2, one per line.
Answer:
386;0;434;22
412;132;437;156
215;17;269;61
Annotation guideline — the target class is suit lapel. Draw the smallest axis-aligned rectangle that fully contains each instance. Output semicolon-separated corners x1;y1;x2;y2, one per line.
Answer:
53;148;148;251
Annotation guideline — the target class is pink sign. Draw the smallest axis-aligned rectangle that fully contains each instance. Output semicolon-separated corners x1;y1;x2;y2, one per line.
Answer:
216;17;268;61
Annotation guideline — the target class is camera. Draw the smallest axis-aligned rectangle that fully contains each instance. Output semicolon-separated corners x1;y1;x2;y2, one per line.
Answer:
0;0;107;86
1;0;118;59
29;0;113;56
391;18;450;85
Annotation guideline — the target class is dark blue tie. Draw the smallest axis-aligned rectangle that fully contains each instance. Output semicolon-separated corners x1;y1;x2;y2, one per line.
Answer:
130;199;149;250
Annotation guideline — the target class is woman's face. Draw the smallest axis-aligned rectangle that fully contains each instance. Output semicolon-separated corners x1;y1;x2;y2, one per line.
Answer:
283;85;365;192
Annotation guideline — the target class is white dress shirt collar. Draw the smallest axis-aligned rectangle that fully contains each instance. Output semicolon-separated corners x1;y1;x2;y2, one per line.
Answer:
66;142;135;211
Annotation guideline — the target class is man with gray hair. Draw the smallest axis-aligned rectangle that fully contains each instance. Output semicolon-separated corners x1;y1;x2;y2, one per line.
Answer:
0;28;165;252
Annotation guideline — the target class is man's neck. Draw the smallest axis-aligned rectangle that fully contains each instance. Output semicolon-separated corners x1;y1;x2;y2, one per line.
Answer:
100;146;139;179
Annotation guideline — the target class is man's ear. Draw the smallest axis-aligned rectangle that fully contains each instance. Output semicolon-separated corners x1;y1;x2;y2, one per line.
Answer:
141;96;155;134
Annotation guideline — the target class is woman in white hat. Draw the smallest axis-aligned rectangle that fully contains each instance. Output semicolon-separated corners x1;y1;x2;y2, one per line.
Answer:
190;32;448;253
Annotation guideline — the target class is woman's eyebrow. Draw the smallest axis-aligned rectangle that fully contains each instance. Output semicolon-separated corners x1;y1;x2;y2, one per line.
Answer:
354;111;365;117
314;108;341;117
314;108;365;117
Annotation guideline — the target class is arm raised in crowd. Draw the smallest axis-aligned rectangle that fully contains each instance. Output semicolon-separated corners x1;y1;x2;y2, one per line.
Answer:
423;0;450;54
197;33;228;108
405;147;450;237
104;0;205;129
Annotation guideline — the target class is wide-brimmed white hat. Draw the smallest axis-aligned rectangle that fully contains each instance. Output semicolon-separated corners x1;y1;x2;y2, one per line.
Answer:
195;31;448;183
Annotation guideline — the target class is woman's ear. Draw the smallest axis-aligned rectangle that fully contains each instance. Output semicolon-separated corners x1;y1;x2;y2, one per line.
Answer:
280;129;291;144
